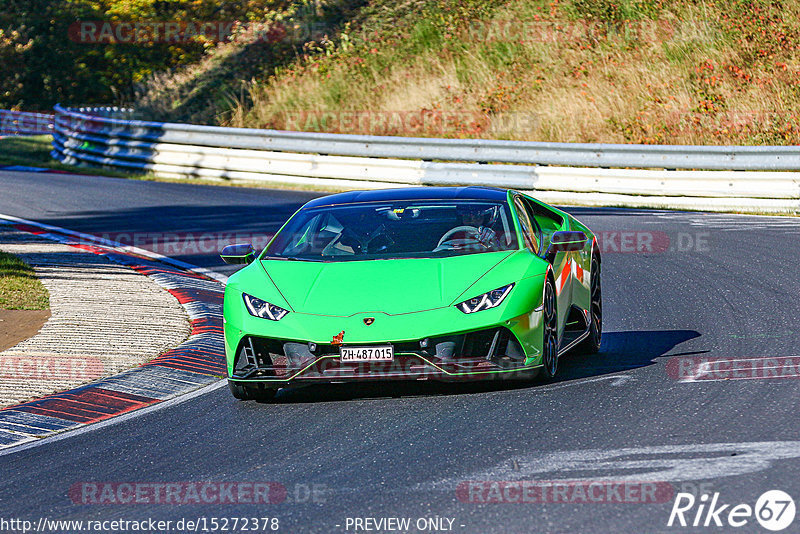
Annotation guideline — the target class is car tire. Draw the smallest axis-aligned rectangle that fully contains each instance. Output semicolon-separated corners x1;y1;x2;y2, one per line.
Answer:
541;277;559;380
228;380;278;402
577;254;602;355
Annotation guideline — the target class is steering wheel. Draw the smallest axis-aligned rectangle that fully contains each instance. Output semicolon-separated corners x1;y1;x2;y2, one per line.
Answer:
436;225;481;250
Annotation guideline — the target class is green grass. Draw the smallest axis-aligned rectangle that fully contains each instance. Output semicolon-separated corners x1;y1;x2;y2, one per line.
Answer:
0;252;49;310
0;135;54;165
176;0;800;146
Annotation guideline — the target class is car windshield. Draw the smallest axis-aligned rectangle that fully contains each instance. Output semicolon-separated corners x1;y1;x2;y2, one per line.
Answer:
265;200;518;261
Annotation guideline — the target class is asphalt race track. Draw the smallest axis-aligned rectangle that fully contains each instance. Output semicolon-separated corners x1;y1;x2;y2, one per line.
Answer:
1;170;799;533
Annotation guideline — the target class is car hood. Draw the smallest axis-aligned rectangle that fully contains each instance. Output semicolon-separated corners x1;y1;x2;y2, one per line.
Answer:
260;252;514;316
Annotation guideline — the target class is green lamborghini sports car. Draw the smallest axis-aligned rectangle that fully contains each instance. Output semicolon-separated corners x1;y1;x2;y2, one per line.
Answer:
220;187;601;400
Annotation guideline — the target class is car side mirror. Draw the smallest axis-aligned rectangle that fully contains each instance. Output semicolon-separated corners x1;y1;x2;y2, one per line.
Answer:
545;231;587;261
220;243;256;265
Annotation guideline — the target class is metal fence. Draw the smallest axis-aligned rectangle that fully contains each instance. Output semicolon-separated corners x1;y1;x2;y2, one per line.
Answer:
0;110;53;136
50;104;800;214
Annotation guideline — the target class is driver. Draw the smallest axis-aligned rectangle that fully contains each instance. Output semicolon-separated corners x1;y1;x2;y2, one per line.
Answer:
439;204;500;250
460;204;487;228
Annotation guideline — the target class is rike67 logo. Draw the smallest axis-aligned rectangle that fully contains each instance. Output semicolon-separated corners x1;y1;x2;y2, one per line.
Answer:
668;490;796;531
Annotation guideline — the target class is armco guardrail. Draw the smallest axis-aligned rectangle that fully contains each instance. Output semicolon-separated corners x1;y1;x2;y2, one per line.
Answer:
0;110;53;136
51;105;800;214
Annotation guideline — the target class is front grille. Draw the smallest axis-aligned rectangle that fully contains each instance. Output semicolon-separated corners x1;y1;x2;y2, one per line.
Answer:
232;327;526;379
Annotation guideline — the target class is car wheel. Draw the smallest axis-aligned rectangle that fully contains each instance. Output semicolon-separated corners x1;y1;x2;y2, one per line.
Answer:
541;278;559;380
228;380;277;402
578;254;602;355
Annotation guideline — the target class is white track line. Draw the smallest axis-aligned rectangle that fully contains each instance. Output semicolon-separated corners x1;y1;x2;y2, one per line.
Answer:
0;380;227;458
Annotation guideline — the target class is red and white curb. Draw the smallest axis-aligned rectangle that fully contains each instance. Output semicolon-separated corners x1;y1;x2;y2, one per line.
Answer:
0;214;229;449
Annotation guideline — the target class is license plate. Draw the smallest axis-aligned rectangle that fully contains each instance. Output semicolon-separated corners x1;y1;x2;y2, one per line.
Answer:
340;345;394;362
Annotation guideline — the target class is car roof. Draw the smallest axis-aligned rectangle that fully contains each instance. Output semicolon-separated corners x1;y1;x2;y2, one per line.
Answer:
302;186;510;209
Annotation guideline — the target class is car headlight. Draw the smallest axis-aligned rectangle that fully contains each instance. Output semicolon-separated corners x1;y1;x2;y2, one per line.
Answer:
457;283;514;314
243;293;289;321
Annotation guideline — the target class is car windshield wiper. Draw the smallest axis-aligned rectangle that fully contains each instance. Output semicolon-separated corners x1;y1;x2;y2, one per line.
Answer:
288;257;326;262
261;255;326;262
